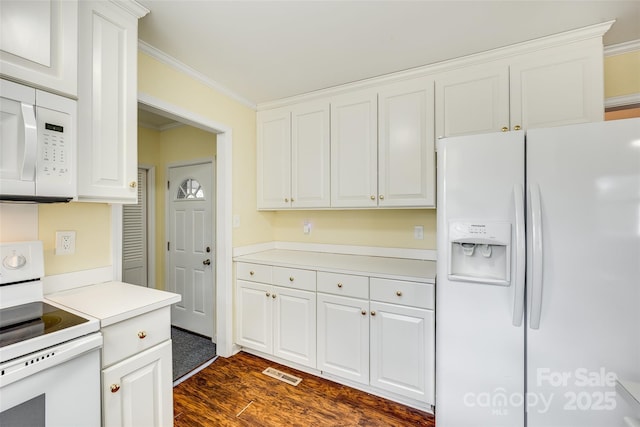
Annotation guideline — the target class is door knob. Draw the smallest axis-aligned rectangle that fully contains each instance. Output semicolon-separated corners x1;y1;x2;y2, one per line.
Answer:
203;259;211;265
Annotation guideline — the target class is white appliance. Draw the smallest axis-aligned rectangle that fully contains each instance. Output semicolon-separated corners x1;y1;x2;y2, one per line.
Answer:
0;241;102;426
0;78;76;202
436;118;640;427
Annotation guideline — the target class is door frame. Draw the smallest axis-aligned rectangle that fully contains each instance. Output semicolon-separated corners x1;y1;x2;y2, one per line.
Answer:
165;158;216;338
112;92;233;357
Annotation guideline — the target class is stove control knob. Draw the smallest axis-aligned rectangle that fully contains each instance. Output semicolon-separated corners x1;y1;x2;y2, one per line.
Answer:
3;253;26;270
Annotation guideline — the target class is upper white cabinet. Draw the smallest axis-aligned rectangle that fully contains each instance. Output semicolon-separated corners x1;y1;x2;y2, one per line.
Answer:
378;77;435;207
0;0;78;97
435;38;605;138
77;0;148;203
257;101;330;209
509;39;604;130
330;89;378;208
435;62;509;138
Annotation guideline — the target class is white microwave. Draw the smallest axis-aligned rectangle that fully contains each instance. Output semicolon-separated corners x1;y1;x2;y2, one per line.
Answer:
0;78;76;203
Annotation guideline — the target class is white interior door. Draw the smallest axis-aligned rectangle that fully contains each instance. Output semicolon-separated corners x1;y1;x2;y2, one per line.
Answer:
123;168;147;286
168;162;214;338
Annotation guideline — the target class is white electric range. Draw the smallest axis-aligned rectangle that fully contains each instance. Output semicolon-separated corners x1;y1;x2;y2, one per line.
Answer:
0;241;102;426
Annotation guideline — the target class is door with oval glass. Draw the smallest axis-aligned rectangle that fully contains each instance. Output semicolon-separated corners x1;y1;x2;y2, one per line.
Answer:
167;162;214;338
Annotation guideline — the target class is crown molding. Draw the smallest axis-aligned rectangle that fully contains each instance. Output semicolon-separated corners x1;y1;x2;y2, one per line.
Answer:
604;39;640;57
605;93;640;109
110;0;149;19
258;20;615;110
138;40;257;110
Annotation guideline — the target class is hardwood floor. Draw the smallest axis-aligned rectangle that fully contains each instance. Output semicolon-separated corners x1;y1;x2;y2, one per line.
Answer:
173;351;435;426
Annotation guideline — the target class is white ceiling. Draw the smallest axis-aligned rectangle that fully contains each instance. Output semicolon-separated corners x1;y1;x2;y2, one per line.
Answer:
137;1;640;106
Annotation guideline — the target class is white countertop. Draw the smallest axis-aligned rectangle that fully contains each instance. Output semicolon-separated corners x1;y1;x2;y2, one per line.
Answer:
46;281;181;327
234;249;436;283
618;379;640;411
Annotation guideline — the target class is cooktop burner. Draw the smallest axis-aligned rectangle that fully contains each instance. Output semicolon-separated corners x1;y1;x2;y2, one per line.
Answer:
0;302;89;348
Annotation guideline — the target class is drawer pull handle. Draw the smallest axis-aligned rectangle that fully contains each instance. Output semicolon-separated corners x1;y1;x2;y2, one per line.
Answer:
337;283;343;288
371;311;376;316
138;331;147;339
396;291;403;297
361;310;367;315
289;277;294;282
250;271;255;276
266;292;271;297
110;384;120;393
272;294;277;299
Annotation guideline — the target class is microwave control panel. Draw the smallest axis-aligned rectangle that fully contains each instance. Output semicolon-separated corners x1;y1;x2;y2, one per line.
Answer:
36;106;72;186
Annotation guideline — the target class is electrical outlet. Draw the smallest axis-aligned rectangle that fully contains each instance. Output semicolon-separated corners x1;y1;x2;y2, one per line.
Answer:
56;231;76;255
414;225;424;240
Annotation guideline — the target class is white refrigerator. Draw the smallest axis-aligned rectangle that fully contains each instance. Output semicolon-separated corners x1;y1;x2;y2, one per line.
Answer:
435;118;640;427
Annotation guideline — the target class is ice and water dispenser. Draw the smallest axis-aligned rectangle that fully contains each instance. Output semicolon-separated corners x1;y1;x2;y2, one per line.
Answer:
448;221;511;286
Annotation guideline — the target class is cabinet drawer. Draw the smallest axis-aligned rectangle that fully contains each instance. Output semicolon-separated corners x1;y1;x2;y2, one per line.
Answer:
272;266;316;291
102;307;170;367
237;262;272;283
317;272;368;299
370;278;434;310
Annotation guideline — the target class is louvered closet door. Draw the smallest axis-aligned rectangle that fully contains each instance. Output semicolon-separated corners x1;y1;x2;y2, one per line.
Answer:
123;168;147;286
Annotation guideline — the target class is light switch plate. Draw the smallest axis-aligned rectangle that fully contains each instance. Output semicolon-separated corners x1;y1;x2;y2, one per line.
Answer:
414;225;424;240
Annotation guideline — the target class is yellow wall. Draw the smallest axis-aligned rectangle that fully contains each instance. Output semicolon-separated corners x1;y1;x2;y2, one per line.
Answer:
38;203;112;275
138;52;274;248
138;124;217;289
604;50;640;98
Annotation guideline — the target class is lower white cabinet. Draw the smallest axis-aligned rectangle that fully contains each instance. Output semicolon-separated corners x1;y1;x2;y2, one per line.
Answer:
317;293;370;385
100;307;174;427
236;278;317;369
369;301;434;404
102;340;173;427
317;273;435;405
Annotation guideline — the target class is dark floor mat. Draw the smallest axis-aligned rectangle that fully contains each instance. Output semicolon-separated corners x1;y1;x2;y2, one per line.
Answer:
171;326;217;381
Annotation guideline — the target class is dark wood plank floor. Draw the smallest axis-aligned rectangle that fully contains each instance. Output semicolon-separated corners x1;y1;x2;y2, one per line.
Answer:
173;351;435;426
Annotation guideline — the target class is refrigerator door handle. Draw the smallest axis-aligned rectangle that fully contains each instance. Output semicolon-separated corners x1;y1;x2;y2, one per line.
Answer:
529;183;544;329
512;184;526;326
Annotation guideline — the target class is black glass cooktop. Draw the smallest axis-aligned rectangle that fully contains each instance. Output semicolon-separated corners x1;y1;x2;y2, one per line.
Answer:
0;302;89;348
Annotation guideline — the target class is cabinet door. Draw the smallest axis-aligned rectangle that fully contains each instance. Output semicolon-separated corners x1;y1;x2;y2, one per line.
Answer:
435;62;510;138
378;77;436;207
236;280;273;354
317;293;369;385
102;340;173;427
510;39;604;130
257;107;291;209
0;0;78;96
77;0;140;203
273;286;316;368
291;101;330;208
330;90;378;208
370;301;434;405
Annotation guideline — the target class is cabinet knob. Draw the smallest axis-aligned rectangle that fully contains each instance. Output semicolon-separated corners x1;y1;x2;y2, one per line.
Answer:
291;198;295;202
514;125;522;131
337;283;343;288
272;294;276;299
396;291;403;297
250;271;255;276
266;292;270;297
138;331;147;339
110;384;120;393
289;276;295;282
370;195;376;201
501;126;508;132
361;310;367;315
371;311;376;316
284;198;289;203
379;195;384;200
129;181;137;188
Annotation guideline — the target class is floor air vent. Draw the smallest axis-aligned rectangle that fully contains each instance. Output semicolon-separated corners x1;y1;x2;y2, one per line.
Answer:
262;367;302;386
